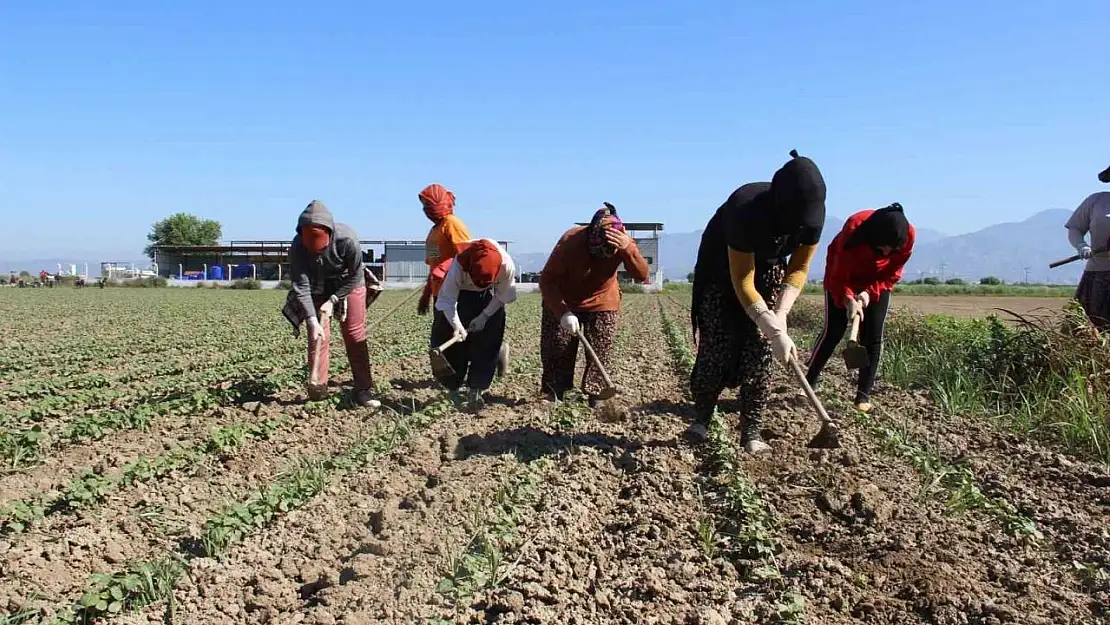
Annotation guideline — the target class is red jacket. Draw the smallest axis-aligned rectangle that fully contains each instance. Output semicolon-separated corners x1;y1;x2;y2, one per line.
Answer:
823;209;915;307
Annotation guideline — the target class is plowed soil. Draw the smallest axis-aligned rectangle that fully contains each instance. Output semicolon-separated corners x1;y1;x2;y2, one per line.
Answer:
0;289;1105;625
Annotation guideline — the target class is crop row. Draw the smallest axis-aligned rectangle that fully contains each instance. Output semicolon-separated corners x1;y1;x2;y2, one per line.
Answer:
0;417;290;535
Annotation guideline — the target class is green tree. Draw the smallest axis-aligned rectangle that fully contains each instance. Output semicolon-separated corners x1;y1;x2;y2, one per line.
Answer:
945;278;966;285
980;276;1003;285
686;272;695;282
145;213;222;259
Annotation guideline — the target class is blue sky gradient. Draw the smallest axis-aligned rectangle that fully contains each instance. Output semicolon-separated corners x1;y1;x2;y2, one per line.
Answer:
1;1;1106;258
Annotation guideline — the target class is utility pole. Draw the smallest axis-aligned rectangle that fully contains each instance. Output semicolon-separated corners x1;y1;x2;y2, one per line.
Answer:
939;262;947;283
1023;266;1031;285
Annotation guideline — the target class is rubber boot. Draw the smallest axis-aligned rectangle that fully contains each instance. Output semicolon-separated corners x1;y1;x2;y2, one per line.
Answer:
353;388;381;410
448;389;466;409
854;392;873;414
740;417;772;454
684;397;715;443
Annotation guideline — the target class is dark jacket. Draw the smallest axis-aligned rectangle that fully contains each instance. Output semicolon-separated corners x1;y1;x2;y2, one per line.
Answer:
288;200;365;323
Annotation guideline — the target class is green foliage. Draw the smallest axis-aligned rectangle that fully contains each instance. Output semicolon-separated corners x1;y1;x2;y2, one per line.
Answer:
619;282;645;294
230;278;262;290
882;308;1110;462
980;276;1004;285
73;557;184;621
922;277;941;285
144;212;222;259
945;277;966;285
277;279;293;290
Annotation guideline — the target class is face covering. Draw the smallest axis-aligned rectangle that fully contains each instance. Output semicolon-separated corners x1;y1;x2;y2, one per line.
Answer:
301;224;330;253
587;202;626;259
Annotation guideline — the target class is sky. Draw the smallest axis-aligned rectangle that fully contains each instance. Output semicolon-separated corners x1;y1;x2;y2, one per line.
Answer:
1;0;1107;260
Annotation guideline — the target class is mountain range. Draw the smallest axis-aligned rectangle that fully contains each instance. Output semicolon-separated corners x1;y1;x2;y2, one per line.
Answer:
515;209;1085;285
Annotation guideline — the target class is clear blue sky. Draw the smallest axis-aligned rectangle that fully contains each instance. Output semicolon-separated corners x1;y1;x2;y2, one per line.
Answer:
1;0;1107;259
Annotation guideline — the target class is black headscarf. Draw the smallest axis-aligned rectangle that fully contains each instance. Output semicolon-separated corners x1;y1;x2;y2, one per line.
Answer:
846;203;909;251
770;149;827;235
1099;165;1110;184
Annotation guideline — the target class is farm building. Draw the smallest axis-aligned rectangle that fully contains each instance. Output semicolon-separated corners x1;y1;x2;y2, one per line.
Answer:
151;239;512;283
572;221;664;285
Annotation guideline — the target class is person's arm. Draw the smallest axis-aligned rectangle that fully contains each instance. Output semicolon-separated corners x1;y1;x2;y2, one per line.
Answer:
619;241;650;281
329;238;364;304
434;262;466;333
289;241;317;320
539;235;571;318
1066;195;1094;253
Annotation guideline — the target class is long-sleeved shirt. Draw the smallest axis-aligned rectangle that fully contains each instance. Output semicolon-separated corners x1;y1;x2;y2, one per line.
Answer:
289;201;365;321
1065;192;1110;273
425;214;472;295
540;226;650;318
435;239;518;330
823;209;915;307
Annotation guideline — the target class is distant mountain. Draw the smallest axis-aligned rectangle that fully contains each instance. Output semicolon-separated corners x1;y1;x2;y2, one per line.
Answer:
652;209;1081;285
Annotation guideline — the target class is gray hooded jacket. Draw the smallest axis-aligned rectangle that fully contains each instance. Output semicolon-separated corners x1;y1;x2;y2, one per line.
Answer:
288;200;365;324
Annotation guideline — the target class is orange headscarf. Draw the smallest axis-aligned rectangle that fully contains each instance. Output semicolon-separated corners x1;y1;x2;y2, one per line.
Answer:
419;184;456;222
456;240;501;288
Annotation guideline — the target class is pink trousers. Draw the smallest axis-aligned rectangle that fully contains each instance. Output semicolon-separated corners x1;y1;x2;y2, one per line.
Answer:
307;286;373;391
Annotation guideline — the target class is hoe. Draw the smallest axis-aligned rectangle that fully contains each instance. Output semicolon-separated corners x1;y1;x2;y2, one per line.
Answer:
788;358;841;449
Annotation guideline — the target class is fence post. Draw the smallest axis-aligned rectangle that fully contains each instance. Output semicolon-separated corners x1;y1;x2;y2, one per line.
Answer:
277;264;282;281
203;264;207;282
252;264;257;280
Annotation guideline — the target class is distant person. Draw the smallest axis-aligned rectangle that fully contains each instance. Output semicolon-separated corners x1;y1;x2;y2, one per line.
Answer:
418;183;472;315
281;200;379;408
1065;172;1110;329
538;203;649;407
689;150;826;454
432;239;517;411
804;203;915;413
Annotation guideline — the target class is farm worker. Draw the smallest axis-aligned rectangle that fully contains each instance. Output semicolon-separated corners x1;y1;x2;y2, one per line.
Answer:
433;238;518;410
418;183;472;315
689;149;826;453
804;203;915;412
1064;175;1110;329
538;203;649;407
282;200;380;408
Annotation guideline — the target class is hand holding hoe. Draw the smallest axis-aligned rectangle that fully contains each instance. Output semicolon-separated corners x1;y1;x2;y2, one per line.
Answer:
429;334;465;381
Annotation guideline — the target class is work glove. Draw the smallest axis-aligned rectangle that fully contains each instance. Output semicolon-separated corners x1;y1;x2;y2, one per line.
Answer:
559;312;581;335
774;284;801;325
1079;245;1093;260
318;299;335;318
307;317;325;344
750;302;797;367
856;291;870;309
451;324;468;343
338;303;348;323
468;312;490;333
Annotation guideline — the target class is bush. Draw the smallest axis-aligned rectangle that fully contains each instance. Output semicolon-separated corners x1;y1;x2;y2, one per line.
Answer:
277;280;293;290
945;278;966;286
230;279;262;290
922;277;941;285
880;307;1110;462
620;283;645;294
118;276;167;288
980;276;1004;285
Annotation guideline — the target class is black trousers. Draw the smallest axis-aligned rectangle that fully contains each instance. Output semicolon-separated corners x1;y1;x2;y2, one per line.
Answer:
430;289;506;391
805;290;891;402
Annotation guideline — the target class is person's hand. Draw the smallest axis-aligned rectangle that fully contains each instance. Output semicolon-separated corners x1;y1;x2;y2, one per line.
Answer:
605;228;632;252
452;324;468;343
417;288;431;315
753;308;797;366
307;317;325;343
559;312;581;334
318;299;335;318
1079;245;1093;260
846;296;863;320
468;312;489;333
856;291;870;309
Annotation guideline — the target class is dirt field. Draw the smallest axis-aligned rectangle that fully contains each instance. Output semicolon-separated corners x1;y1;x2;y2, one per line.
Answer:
0;289;1105;624
804;294;1072;320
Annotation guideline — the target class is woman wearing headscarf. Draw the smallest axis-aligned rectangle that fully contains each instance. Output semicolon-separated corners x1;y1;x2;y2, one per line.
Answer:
690;150;826;453
418;183;473;315
282;200;379;407
805;203;915;412
1064;168;1110;329
539;203;649;406
433;239;518;410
